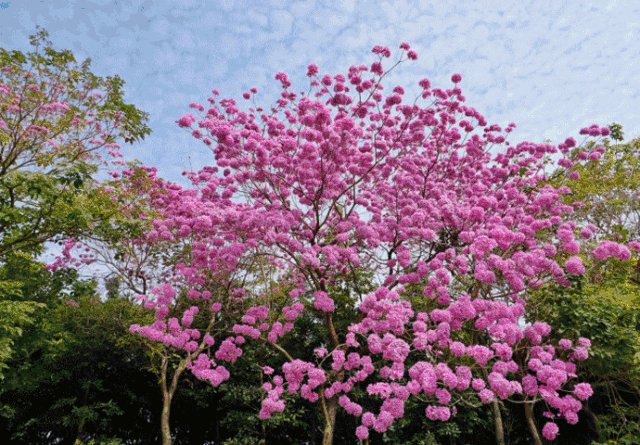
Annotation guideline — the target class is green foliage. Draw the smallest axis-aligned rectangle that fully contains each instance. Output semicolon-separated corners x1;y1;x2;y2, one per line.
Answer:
530;275;640;380
0;298;43;378
549;129;640;243
527;270;640;443
608;122;625;142
0;251;87;378
74;439;124;445
0;253;163;444
0;27;151;257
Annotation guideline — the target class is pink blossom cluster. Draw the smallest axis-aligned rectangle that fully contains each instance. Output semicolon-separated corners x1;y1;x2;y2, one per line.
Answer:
259;376;286;419
214;337;243;362
129;289;228;358
313;291;335;312
185;352;230;386
592;240;632;261
313;285;593;438
258;360;328;417
46;238;79;270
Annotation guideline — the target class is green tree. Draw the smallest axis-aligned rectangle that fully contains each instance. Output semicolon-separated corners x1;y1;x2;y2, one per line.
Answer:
549;126;640;247
0;253;162;445
0;27;151;258
525;125;640;444
0;28;152;388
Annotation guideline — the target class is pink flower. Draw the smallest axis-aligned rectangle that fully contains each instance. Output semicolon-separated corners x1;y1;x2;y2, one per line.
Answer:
313;291;335;312
558;339;572;350
542;422;559;440
314;348;328;357
478;389;494;403
306;63;319;77
371;61;384;75
371;45;391;58
558;157;574;168
176;113;195;128
572;346;589;361
574;382;593;400
578;337;591;347
565;256;585;275
436;388;451;404
533;322;551;336
449;341;466;357
565;411;579;424
522;375;538;396
451;73;462;83
355;425;369;440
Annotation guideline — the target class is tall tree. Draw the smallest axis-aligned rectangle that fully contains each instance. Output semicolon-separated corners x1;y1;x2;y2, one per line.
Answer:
81;43;627;445
0;27;151;259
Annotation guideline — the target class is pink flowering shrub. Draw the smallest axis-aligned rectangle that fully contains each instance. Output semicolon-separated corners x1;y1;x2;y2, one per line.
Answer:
104;43;628;443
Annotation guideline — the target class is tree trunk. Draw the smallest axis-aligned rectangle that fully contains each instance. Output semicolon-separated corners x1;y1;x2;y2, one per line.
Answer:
320;389;338;445
161;387;173;445
490;399;505;445
159;354;187;445
525;401;543;445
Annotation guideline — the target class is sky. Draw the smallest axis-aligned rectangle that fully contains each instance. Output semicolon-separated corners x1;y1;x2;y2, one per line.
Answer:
1;0;639;187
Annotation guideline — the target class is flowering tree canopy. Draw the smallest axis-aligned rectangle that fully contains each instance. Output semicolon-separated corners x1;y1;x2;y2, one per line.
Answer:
68;43;634;444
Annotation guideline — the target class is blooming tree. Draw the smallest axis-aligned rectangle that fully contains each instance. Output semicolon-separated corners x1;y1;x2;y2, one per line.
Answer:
86;44;633;445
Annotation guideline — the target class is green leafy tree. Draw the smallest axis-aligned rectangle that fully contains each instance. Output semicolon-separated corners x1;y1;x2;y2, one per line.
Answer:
525;125;640;444
548;125;640;247
0;27;151;258
0;28;151;390
0;252;75;378
0;253;163;445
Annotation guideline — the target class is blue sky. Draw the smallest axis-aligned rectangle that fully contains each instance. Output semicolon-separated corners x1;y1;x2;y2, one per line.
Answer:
1;0;639;188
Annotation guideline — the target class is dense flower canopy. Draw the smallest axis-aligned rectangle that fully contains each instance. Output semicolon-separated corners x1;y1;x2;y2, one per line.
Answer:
55;43;634;443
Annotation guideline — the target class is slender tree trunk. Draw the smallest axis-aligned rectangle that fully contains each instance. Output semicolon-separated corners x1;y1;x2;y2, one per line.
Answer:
159;354;188;445
320;388;338;445
525;401;543;445
490;399;506;445
482;365;505;445
161;387;173;445
160;354;174;445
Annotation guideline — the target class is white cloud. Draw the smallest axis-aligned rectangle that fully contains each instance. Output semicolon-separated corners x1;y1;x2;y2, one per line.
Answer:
175;29;196;49
48;3;74;20
219;0;236;12
270;9;293;39
247;9;269;27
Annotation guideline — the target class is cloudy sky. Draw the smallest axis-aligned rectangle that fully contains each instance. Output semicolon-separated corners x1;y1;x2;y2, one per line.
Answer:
1;0;639;187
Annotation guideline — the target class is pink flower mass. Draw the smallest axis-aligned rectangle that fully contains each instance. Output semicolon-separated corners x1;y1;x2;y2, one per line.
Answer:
97;43;630;443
